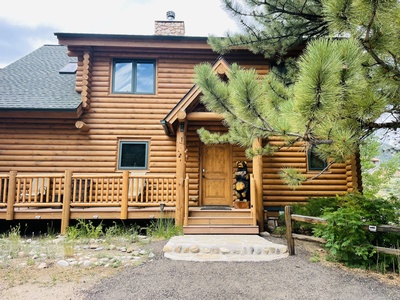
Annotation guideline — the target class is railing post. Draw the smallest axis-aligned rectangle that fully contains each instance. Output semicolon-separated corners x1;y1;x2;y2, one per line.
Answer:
6;171;17;221
250;174;257;226
285;205;295;255
61;170;73;235
121;171;129;220
183;174;189;226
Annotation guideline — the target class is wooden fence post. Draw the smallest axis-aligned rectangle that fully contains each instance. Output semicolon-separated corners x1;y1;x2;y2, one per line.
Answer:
121;171;129;220
61;170;73;235
285;205;295;255
6;171;17;221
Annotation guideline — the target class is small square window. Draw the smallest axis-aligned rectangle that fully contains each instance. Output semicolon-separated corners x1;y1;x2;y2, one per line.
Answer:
308;146;328;171
118;141;148;170
113;60;155;94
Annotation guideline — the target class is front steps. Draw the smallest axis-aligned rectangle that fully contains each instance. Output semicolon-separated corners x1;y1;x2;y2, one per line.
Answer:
183;208;259;235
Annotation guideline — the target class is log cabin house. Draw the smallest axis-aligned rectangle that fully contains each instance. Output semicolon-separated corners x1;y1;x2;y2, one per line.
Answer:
0;14;360;235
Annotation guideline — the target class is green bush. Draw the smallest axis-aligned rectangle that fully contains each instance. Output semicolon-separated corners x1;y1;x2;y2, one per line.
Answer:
313;193;400;270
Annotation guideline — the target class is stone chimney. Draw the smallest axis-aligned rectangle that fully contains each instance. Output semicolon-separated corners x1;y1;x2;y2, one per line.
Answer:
155;11;185;36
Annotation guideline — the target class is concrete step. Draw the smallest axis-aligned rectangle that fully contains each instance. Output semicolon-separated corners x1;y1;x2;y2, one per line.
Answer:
163;235;289;261
183;225;259;235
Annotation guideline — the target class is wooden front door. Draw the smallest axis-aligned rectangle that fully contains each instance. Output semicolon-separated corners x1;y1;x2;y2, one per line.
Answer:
201;144;232;206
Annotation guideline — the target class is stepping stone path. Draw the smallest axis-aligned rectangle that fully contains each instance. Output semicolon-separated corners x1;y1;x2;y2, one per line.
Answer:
163;234;289;262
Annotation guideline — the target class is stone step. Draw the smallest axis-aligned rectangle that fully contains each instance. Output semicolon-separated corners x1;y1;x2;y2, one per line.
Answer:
163;235;289;261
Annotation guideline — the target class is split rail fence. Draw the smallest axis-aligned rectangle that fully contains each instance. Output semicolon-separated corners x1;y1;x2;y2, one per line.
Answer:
285;205;400;256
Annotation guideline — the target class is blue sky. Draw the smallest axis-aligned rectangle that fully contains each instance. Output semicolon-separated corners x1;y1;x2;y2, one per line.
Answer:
0;0;240;68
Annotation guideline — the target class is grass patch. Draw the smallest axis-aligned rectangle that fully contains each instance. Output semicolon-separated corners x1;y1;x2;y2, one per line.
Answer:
147;217;182;239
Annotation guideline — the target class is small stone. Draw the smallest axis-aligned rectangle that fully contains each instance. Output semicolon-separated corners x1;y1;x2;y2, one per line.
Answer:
108;244;116;250
148;252;155;259
220;247;230;254
83;260;92;267
259;231;271;237
202;248;210;253
90;244;99;249
183;247;190;253
211;247;220;254
126;247;135;253
18;251;25;257
163;245;173;252
57;260;69;267
255;248;262;255
37;262;48;269
269;247;276;254
190;245;200;253
174;246;182;253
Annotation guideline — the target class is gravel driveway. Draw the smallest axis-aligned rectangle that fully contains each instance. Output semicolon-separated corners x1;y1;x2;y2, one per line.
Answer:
81;237;400;300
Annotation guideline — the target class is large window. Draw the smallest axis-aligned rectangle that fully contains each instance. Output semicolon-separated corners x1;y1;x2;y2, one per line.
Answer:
118;141;149;170
307;146;328;171
112;60;155;94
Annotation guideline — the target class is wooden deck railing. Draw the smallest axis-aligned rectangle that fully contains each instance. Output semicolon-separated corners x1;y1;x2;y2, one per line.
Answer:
0;170;176;221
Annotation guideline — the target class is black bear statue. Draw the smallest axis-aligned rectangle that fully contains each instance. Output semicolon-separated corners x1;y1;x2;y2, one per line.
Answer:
234;161;250;201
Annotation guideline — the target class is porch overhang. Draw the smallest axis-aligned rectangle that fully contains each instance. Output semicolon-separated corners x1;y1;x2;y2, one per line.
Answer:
161;56;231;135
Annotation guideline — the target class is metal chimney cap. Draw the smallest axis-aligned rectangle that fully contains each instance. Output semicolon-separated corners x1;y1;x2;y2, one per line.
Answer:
166;11;175;21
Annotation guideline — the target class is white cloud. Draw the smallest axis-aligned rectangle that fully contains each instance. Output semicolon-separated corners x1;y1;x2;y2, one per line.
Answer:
0;0;238;36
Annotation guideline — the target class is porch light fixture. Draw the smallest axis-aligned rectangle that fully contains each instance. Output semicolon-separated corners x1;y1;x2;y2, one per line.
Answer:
179;122;185;132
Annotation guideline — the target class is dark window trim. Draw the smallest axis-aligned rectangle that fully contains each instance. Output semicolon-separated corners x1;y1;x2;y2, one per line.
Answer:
307;146;328;171
118;141;149;170
112;59;156;94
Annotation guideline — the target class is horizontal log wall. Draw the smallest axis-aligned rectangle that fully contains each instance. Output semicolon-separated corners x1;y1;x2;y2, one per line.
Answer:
0;42;356;209
263;138;356;207
185;127;355;208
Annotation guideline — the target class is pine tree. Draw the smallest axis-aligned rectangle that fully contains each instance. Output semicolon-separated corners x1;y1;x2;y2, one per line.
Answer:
194;0;400;185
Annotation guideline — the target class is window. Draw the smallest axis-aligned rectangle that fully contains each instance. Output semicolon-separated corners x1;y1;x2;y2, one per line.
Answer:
118;141;149;170
308;146;328;171
112;60;155;94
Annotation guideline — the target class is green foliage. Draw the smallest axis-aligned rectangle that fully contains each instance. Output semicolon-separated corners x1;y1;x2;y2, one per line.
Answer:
66;219;103;240
360;136;400;198
313;194;400;269
105;221;140;243
279;168;307;189
195;0;400;186
147;218;182;239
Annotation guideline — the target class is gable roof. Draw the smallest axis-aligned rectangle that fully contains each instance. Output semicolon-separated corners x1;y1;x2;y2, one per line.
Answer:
162;56;230;135
0;45;82;117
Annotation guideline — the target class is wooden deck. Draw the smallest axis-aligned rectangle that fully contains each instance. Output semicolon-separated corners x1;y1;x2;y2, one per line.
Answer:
0;171;260;235
0;171;176;233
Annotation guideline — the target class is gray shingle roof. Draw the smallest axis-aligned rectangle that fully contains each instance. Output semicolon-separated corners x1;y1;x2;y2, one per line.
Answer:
0;45;81;111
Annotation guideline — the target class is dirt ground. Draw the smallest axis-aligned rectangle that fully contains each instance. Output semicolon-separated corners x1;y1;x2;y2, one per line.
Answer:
0;236;399;300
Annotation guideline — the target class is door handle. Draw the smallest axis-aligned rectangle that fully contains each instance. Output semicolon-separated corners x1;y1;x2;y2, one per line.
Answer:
202;168;205;178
